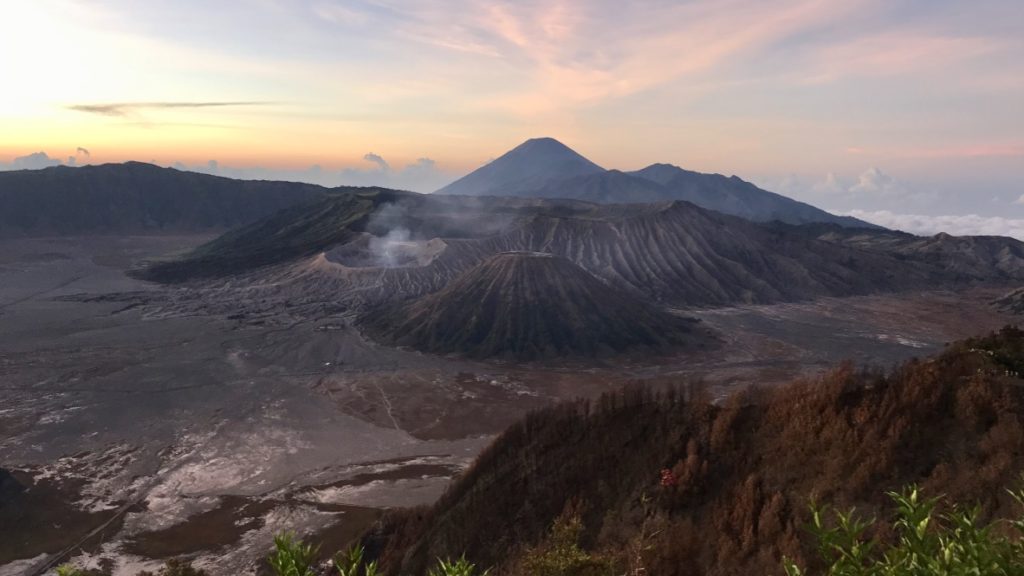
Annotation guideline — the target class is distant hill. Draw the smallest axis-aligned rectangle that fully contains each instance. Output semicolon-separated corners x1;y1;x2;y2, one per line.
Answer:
0;162;326;237
358;252;710;359
435;137;605;197
437;138;877;229
365;326;1024;575
629;163;878;228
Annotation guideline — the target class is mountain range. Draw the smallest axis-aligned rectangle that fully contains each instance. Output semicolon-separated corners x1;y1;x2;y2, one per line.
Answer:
4;138;1022;360
1;137;871;238
135;187;1024;358
437;137;877;228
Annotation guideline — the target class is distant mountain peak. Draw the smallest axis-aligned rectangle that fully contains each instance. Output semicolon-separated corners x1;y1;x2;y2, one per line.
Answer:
519;136;565;145
435;137;603;197
512;136;578;152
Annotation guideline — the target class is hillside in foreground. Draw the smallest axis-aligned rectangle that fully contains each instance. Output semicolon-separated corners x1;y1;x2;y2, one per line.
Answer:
364;326;1024;575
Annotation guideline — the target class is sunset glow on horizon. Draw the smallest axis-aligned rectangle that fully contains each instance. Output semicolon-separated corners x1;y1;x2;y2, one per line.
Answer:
2;0;1022;229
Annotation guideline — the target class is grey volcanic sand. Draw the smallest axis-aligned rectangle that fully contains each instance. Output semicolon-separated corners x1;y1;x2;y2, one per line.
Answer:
0;236;1012;575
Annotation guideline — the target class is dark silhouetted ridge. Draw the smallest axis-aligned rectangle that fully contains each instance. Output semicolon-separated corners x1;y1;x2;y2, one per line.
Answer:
0;162;327;237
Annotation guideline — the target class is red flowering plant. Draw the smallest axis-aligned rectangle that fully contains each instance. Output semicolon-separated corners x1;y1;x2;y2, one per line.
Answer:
659;468;679;488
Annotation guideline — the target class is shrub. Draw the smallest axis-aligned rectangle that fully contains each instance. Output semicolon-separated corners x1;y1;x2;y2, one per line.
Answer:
783;485;1024;575
521;506;616;576
268;532;320;576
427;555;488;576
334;544;379;576
56;566;86;576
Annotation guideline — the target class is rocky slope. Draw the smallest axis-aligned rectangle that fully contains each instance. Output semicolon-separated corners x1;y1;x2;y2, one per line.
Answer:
993;287;1024;314
137;188;395;281
358;252;709;359
140;192;1024;321
365;327;1024;575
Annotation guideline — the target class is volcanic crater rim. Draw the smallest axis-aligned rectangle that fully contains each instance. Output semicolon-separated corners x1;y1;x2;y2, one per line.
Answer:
325;233;448;270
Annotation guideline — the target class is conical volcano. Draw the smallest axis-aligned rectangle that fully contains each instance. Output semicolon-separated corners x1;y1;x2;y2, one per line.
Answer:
358;251;709;360
435;137;604;197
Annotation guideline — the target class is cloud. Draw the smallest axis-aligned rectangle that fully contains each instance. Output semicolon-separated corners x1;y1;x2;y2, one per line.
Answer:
0;148;97;171
850;167;906;196
764;167;941;213
2;151;64;170
338;153;452;191
900;143;1024;159
1014;194;1024;205
368;0;873;115
68;101;273;117
311;2;371;26
67;146;92;167
171;153;459;192
839;209;1024;241
362;153;390;172
802;33;1003;83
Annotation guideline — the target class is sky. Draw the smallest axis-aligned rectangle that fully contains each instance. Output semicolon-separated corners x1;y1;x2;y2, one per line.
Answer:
1;0;1023;236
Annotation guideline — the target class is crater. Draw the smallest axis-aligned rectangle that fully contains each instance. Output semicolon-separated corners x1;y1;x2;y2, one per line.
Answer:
325;232;447;269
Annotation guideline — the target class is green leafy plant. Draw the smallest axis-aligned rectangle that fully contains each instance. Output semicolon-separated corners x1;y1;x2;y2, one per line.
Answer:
783;485;1024;575
268;532;320;576
427;555;489;576
56;565;84;576
334;544;379;576
521;506;616;576
54;564;108;576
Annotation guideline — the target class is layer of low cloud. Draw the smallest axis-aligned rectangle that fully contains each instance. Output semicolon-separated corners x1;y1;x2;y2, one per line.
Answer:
0;149;94;170
759;167;1024;239
764;167;944;215
840;209;1024;241
3;151;64;170
174;153;459;192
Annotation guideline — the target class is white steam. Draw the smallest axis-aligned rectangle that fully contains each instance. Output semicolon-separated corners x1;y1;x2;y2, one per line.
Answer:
369;228;413;267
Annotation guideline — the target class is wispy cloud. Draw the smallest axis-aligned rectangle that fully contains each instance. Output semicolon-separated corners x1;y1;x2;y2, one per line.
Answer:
68;101;274;117
801;33;1004;83
364;0;874;114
